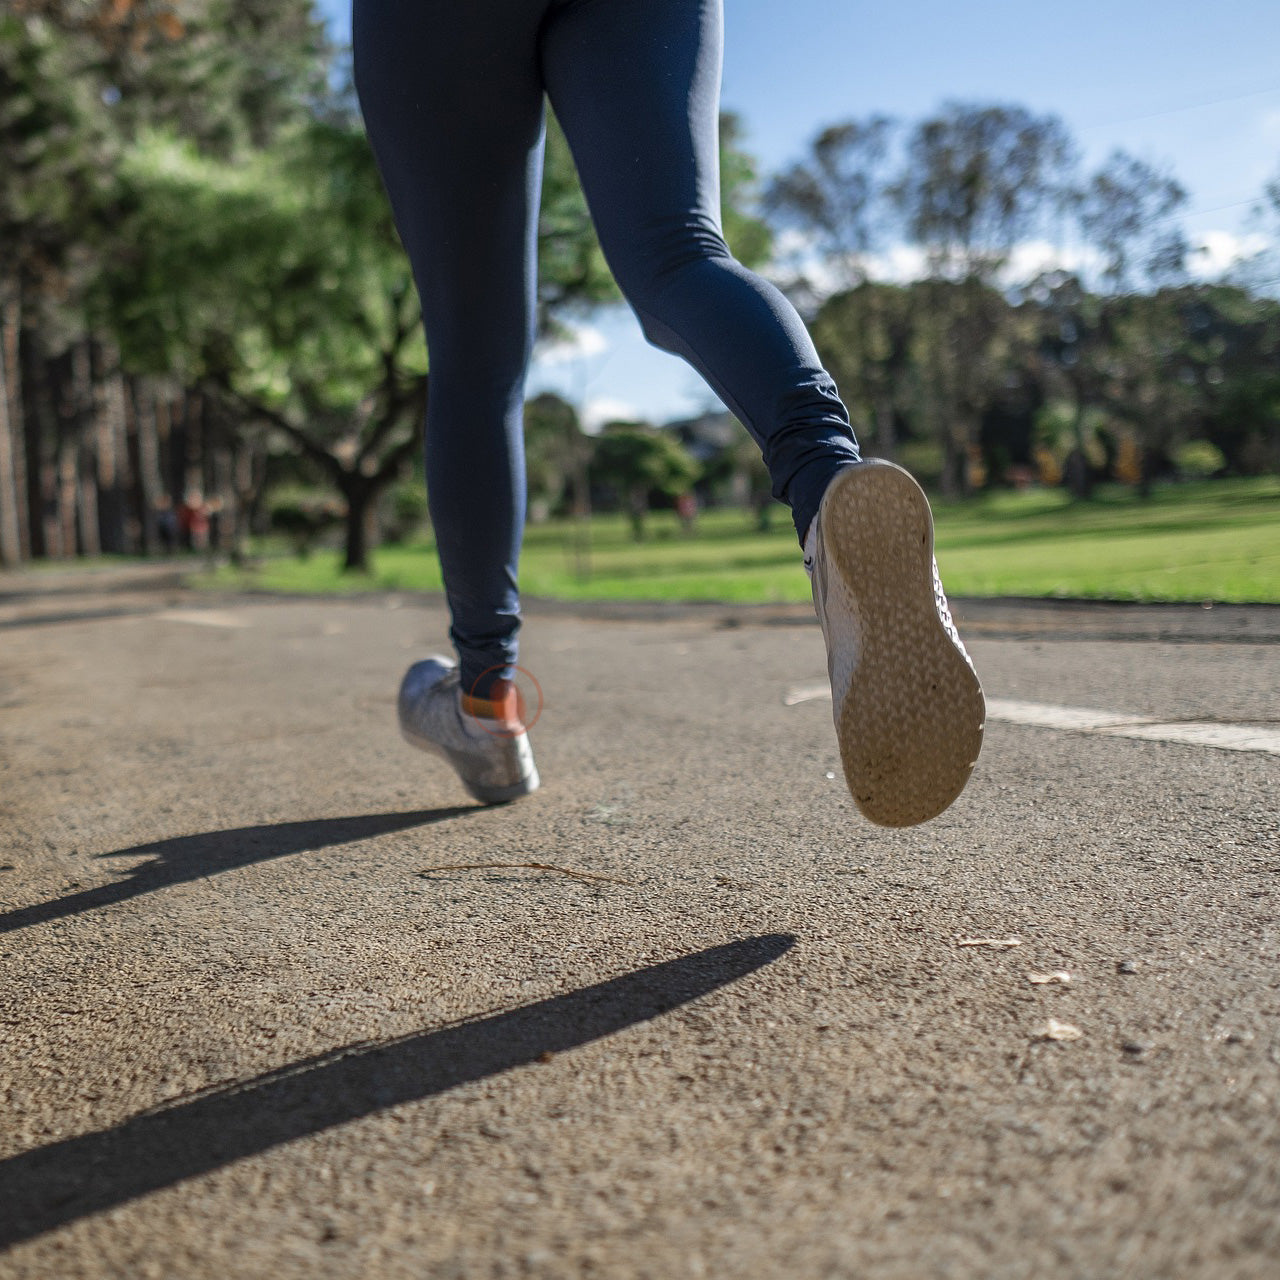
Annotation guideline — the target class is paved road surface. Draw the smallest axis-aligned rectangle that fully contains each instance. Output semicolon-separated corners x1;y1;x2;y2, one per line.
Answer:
1;571;1277;1278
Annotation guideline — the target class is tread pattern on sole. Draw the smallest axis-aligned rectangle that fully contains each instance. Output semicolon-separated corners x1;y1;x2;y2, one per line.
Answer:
813;461;985;827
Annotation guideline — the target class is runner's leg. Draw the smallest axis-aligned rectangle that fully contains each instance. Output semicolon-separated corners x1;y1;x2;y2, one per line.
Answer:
353;0;546;696
540;0;860;543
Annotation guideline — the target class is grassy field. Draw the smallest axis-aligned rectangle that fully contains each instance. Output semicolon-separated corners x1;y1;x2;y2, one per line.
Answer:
200;477;1280;604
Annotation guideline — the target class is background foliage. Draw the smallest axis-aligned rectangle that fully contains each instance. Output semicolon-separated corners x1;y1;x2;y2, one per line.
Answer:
1;1;1277;587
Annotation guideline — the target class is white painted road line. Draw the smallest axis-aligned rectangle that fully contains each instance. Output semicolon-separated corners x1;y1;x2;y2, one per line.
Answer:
784;685;1280;756
158;609;250;629
982;698;1130;733
783;682;831;706
983;698;1280;756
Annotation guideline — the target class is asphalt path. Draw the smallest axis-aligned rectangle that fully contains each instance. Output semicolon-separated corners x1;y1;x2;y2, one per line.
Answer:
1;570;1278;1278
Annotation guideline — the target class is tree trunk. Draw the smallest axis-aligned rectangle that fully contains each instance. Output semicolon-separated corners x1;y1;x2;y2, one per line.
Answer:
209;424;237;558
168;392;188;511
229;435;264;565
154;393;174;504
77;431;101;556
753;490;772;532
183;389;205;507
1138;446;1156;500
1066;396;1093;499
56;433;78;557
628;487;646;541
569;459;591;580
0;327;21;566
341;475;374;572
131;378;163;555
873;394;897;461
939;426;965;498
93;341;131;554
61;340;97;556
18;329;42;559
0;287;28;562
21;327;63;558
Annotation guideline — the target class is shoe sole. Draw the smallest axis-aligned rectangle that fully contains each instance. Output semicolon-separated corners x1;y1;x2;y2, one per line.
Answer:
818;461;985;827
399;726;540;806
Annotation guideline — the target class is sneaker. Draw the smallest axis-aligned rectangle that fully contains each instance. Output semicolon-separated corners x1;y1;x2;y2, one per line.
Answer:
397;657;539;805
808;460;985;827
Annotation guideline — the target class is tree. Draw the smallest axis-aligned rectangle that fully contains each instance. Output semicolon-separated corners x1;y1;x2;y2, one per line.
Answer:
1023;270;1113;495
590;424;700;540
1020;154;1191;496
0;8;122;563
764;118;910;461
765;115;898;294
893;103;1077;282
1098;289;1206;494
725;420;774;529
524;391;593;576
524;392;590;520
1187;286;1280;474
95;90;658;571
810;281;915;459
892;103;1077;493
1076;151;1188;293
0;1;330;566
94;120;428;572
1249;164;1280;293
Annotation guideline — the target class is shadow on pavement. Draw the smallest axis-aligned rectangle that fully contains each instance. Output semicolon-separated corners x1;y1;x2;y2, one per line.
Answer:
0;606;160;631
0;809;472;935
0;934;796;1249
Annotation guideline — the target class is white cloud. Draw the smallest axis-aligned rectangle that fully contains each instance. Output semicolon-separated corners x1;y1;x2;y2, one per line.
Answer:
863;243;929;284
770;235;1102;293
534;323;609;366
765;228;846;297
1189;229;1271;278
1001;240;1101;284
771;227;819;261
581;396;641;434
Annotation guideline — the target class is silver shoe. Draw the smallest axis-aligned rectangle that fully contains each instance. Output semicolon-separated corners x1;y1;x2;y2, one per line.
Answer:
809;460;985;827
397;657;539;805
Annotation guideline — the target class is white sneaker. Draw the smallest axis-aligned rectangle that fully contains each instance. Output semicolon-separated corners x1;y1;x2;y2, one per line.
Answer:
397;657;539;805
808;460;985;827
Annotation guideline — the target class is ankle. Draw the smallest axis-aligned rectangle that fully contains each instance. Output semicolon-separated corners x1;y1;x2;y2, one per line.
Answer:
802;520;818;578
461;679;525;728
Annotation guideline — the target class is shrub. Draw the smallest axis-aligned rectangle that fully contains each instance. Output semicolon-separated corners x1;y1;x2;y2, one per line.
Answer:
1173;440;1226;480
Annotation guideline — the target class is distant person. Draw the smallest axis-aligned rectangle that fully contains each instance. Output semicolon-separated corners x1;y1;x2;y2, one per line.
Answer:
155;494;178;556
675;492;698;534
179;492;210;553
354;0;984;825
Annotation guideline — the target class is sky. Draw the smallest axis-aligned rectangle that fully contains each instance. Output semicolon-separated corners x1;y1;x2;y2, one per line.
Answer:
319;0;1280;426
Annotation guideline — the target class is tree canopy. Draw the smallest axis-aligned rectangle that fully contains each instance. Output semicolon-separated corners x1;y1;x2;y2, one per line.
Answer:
1;17;1277;573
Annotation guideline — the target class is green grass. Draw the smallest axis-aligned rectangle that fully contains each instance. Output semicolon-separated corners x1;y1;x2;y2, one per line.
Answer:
199;477;1280;604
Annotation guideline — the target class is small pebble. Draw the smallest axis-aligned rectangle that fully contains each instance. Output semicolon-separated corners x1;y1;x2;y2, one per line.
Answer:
1116;960;1138;975
1121;1040;1150;1057
1033;1018;1082;1042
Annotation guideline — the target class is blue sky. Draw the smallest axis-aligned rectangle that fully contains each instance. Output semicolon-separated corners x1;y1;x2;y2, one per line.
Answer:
319;0;1280;425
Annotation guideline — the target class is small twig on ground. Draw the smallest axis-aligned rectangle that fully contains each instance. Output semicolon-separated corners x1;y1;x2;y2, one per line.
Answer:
418;861;635;886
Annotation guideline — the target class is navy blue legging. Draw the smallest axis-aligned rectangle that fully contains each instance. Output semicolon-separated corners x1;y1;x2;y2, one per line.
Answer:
353;0;860;696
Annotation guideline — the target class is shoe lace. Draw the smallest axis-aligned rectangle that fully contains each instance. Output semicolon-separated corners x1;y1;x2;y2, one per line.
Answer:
932;557;975;669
